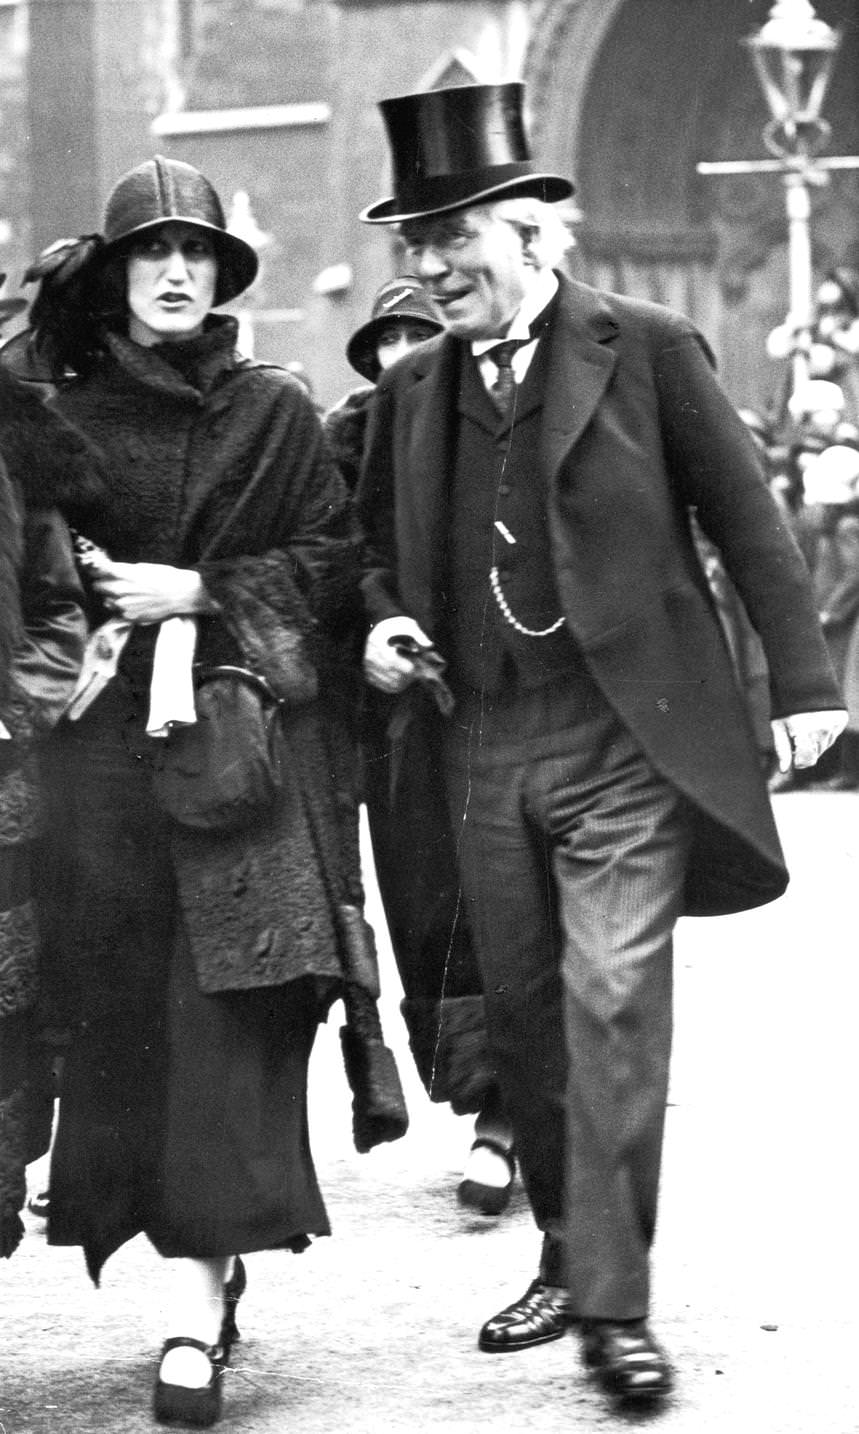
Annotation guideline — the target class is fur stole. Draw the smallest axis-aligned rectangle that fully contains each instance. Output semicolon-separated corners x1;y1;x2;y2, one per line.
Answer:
0;369;105;514
0;463;23;705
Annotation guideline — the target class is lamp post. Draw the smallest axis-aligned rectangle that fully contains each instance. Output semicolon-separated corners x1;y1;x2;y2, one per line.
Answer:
698;0;856;402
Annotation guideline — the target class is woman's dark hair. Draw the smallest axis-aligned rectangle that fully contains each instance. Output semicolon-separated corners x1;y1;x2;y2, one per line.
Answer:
26;232;236;381
25;238;129;381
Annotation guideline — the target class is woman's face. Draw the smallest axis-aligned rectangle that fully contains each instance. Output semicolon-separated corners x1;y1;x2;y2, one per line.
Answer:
126;221;217;347
375;319;439;372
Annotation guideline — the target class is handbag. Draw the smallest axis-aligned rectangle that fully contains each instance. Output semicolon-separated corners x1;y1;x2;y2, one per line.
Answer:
151;664;285;832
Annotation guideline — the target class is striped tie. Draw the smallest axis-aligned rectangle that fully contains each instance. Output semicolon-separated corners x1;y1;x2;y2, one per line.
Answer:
487;339;527;417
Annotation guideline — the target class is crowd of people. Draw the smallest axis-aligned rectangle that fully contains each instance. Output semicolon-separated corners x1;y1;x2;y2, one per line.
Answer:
735;265;859;791
0;79;848;1428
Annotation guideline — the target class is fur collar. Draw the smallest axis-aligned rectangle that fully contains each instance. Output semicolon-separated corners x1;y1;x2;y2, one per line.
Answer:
0;368;106;511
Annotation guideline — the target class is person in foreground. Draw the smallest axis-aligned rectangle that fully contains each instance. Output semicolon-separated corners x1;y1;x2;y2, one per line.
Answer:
0;280;93;1258
357;82;845;1404
22;155;404;1428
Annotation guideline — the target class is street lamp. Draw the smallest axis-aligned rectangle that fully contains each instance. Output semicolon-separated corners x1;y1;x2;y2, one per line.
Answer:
698;1;855;402
745;0;840;393
745;0;840;161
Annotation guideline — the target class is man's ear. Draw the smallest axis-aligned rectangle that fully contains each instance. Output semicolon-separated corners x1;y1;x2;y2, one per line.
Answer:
519;225;540;268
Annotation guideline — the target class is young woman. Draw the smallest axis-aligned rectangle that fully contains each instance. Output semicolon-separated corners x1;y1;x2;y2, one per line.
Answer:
24;156;396;1428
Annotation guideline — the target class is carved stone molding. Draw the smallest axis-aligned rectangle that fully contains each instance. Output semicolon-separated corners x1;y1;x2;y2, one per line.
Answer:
525;0;625;165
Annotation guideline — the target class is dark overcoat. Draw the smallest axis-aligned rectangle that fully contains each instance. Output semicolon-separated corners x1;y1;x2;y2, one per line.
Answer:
358;276;842;917
51;322;364;995
0;371;92;1256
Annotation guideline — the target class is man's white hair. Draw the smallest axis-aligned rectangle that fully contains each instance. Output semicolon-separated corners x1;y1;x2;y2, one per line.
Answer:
493;197;577;270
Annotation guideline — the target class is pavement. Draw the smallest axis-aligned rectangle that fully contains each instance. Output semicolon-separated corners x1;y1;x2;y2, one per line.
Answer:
3;793;859;1434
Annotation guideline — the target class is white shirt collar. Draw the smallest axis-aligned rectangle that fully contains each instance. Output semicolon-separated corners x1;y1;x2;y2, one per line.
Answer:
471;269;559;357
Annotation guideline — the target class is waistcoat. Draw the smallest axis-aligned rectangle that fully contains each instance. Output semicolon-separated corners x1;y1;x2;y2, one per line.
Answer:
446;335;579;694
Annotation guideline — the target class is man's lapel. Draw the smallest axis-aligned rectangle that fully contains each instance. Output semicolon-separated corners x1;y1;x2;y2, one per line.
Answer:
541;278;619;481
402;332;460;525
397;335;461;623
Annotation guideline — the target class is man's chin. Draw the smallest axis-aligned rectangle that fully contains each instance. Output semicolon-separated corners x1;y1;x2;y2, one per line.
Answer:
445;313;483;339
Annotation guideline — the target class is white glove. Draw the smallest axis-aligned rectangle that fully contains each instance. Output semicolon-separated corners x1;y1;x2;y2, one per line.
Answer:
145;616;198;737
770;709;848;773
363;615;434;694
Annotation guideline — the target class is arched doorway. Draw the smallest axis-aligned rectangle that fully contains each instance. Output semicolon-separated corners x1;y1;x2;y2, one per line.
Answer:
526;0;859;414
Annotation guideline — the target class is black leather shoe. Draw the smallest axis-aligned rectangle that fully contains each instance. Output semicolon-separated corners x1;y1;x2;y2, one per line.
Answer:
153;1337;223;1427
458;1139;516;1217
581;1319;673;1400
27;1190;50;1219
478;1278;575;1352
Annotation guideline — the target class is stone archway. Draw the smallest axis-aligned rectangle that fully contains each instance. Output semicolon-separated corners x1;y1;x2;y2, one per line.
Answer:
525;0;859;413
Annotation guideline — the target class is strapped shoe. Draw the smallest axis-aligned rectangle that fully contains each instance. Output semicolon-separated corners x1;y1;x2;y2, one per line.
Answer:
219;1255;246;1359
27;1190;50;1220
581;1319;674;1401
457;1138;516;1217
478;1278;575;1352
153;1336;223;1428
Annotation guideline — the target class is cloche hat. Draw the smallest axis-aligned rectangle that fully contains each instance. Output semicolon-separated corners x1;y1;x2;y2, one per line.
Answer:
346;276;443;380
101;155;258;305
360;82;573;225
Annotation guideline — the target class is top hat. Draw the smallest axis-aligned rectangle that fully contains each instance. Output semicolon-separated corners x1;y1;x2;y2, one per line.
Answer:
360;83;573;225
346;276;443;380
101;156;258;305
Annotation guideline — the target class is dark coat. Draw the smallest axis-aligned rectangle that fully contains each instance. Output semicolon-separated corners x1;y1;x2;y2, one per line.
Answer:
52;321;365;996
324;380;498;1114
323;384;376;493
358;276;842;917
0;371;92;1256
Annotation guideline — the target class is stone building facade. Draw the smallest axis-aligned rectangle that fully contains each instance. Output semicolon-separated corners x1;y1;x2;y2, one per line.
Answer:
1;0;856;410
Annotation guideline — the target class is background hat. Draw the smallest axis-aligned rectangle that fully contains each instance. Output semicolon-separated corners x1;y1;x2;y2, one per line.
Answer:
360;83;573;224
101;155;258;305
346;276;443;380
0;273;26;325
787;379;846;419
819;266;859;317
802;444;859;505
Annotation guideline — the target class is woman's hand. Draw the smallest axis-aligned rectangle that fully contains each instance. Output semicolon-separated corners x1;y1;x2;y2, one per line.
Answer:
88;557;218;623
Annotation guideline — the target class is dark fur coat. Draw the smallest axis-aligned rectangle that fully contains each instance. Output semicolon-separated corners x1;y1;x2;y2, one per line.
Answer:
0;368;95;1257
43;323;406;1187
50;321;366;995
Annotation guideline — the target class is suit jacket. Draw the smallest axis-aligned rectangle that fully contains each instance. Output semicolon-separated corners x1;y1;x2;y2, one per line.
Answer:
357;276;842;918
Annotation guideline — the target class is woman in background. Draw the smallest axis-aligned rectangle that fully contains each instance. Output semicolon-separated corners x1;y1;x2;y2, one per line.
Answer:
325;278;517;1217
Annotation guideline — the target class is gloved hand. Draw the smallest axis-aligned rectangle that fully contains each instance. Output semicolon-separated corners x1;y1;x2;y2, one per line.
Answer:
770;709;848;772
363;615;435;694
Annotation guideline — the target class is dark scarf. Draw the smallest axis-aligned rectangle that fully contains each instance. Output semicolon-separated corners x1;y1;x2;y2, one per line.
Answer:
101;315;241;400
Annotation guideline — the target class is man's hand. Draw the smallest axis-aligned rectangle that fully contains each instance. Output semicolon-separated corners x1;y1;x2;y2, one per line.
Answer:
770;709;848;772
363;615;435;693
88;557;216;624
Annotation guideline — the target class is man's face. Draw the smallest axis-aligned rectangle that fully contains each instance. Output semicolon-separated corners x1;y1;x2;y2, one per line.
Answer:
400;205;529;339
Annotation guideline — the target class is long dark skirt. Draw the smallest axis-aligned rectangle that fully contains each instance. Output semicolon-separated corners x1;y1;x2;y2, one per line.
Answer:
39;686;330;1283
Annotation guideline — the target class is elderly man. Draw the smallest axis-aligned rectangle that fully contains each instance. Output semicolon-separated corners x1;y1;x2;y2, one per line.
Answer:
356;82;844;1403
